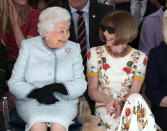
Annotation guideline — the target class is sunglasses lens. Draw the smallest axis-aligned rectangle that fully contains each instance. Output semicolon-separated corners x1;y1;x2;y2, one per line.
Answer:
107;27;115;34
101;25;115;34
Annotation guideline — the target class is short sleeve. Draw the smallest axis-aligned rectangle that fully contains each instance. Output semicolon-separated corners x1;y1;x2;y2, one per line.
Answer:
26;9;41;37
86;48;99;77
133;52;147;82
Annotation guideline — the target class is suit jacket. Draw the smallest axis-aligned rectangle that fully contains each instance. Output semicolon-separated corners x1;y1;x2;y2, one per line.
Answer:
146;41;167;105
146;41;167;130
8;36;87;102
139;8;163;57
115;1;158;49
63;0;113;48
115;0;158;17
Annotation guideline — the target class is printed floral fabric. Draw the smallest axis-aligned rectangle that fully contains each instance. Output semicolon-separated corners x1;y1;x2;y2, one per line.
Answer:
118;93;161;131
86;45;149;130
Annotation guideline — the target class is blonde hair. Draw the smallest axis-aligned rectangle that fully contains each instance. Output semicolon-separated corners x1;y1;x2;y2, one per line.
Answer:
162;10;167;45
99;11;138;45
0;0;31;37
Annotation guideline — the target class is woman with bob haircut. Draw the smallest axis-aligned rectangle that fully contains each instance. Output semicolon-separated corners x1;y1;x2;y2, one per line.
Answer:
87;11;158;131
8;6;87;131
0;0;41;73
146;9;167;131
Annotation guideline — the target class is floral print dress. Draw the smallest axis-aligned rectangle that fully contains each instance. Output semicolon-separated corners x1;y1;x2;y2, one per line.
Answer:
86;45;158;131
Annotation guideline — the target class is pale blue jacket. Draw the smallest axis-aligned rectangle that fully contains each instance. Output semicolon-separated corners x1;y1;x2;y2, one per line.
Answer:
8;36;87;103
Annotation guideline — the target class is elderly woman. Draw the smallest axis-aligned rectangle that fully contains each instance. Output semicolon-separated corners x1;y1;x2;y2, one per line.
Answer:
87;11;157;131
8;7;87;131
146;10;167;131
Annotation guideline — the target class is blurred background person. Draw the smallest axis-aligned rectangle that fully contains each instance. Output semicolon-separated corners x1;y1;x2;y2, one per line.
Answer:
146;9;167;131
8;7;87;131
115;0;158;49
0;0;41;76
139;0;167;56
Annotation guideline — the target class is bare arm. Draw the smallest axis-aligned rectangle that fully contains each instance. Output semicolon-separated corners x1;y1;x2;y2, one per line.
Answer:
125;79;143;100
88;76;114;104
9;2;33;49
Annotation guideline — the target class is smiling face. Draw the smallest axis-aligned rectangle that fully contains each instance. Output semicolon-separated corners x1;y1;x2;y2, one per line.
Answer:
45;21;70;49
103;30;116;46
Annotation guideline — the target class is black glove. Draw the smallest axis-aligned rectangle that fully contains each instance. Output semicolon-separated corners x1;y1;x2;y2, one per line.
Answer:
27;83;68;104
27;88;59;104
41;83;68;95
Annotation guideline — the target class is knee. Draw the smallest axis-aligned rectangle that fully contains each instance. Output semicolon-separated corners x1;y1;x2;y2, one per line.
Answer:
51;123;66;131
30;122;47;131
127;93;143;101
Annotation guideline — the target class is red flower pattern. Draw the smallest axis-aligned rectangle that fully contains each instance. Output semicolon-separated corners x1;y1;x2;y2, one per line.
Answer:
102;64;110;70
143;57;147;66
87;50;91;60
125;108;131;116
122;67;132;74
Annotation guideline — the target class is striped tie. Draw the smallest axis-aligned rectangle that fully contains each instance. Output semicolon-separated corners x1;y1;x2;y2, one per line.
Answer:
76;11;87;65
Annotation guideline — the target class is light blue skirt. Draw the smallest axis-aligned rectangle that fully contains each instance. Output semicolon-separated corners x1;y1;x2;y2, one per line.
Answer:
16;99;78;131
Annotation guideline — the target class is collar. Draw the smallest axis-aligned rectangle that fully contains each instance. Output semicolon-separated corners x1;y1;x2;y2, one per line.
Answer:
131;0;147;7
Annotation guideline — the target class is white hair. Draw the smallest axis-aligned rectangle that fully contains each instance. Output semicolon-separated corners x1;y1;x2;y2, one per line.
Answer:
162;10;167;44
38;6;71;37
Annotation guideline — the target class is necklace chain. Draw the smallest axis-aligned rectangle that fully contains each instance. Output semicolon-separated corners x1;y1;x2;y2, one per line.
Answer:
108;46;129;57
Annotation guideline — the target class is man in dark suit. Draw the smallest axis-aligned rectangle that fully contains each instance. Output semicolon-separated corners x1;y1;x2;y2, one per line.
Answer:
115;0;158;49
63;0;113;49
62;0;113;114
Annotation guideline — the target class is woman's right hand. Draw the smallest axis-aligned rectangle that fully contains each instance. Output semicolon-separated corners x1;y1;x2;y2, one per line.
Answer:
106;99;116;113
106;99;123;119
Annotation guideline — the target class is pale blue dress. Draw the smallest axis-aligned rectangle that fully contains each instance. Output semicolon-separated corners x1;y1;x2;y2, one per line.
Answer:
8;36;87;131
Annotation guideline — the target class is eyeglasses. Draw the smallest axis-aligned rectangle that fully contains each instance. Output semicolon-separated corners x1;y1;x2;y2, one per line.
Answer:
101;24;115;34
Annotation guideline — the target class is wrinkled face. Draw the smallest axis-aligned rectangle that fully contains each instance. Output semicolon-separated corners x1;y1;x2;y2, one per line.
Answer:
104;31;116;46
68;0;88;10
45;21;70;49
12;0;27;6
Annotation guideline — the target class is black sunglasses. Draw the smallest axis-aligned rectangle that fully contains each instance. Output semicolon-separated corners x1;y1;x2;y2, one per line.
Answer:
101;24;115;34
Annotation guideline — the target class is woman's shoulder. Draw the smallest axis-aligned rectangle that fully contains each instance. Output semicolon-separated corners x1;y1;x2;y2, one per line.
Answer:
21;36;42;48
89;45;105;52
131;47;147;58
65;40;80;48
27;9;41;19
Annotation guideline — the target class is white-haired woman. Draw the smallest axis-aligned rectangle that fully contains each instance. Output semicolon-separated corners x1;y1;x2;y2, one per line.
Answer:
8;6;87;131
146;9;167;131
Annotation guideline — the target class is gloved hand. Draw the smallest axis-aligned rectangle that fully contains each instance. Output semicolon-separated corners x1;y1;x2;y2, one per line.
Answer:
27;83;68;104
27;88;59;104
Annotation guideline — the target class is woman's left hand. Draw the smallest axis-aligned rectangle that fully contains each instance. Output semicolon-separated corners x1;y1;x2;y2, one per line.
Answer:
113;100;123;119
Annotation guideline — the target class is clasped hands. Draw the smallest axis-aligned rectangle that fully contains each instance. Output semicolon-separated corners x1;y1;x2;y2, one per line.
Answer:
106;99;124;119
27;83;68;105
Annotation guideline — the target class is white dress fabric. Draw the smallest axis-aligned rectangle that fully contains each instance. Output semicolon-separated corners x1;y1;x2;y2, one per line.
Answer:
87;45;157;130
118;93;157;131
8;36;87;131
